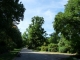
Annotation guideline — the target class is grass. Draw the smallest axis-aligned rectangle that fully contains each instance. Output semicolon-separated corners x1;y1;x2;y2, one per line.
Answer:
0;48;21;60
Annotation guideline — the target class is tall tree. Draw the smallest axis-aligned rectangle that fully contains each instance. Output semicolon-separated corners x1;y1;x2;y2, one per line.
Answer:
0;0;25;30
8;25;23;48
0;0;25;53
53;0;80;54
24;16;47;49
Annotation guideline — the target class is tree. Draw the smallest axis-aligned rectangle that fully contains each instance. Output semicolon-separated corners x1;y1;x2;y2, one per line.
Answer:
24;16;47;49
0;0;25;30
22;31;28;46
8;25;23;48
0;0;25;53
58;35;71;53
53;0;80;54
48;32;60;44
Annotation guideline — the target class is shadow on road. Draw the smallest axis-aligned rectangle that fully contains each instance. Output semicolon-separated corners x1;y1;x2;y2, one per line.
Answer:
13;48;72;60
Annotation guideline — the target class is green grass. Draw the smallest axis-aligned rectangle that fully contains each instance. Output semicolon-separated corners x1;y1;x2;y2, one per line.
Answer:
0;49;21;60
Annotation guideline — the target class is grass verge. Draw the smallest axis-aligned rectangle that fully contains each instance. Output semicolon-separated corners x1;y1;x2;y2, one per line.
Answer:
0;48;21;60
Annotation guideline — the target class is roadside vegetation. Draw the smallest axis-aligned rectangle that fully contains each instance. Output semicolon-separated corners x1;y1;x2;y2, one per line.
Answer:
0;0;25;59
0;48;21;60
0;0;80;60
22;0;80;60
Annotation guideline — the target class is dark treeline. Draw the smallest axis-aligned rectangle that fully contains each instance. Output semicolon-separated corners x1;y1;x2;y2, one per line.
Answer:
0;0;25;54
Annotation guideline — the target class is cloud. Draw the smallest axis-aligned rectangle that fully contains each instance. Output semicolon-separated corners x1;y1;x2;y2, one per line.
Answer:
17;19;31;33
44;10;54;20
18;0;68;35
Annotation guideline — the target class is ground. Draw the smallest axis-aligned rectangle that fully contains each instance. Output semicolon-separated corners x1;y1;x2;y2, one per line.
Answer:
13;48;73;60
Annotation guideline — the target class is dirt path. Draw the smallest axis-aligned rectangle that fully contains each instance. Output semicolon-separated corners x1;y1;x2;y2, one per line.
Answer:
13;48;72;60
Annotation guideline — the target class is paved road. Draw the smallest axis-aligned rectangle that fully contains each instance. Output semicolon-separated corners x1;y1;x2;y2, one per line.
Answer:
13;48;71;60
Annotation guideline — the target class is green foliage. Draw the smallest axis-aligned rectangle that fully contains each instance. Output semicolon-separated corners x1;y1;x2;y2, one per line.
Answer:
0;31;14;53
41;46;48;51
48;43;58;48
0;0;25;53
48;32;60;44
59;47;68;53
0;48;21;60
43;42;48;46
58;35;71;53
9;26;23;48
48;43;58;52
48;48;57;52
0;25;23;53
36;47;41;51
53;0;80;54
0;0;25;28
23;16;47;49
48;48;51;52
22;31;28;46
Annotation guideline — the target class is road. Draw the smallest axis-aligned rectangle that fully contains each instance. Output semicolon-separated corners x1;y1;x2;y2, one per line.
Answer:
13;48;71;60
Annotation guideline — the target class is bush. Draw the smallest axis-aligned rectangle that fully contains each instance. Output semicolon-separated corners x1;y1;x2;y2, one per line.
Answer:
41;46;48;51
48;43;58;48
59;47;68;53
58;35;72;53
36;47;41;51
48;43;58;52
52;47;58;52
48;48;57;52
48;48;51;52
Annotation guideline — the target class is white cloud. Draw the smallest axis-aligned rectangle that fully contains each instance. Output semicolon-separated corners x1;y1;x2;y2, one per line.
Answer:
18;0;68;35
43;10;56;21
17;19;31;33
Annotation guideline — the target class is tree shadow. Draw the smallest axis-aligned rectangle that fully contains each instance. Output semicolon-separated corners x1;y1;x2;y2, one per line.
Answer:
14;50;72;60
0;49;21;60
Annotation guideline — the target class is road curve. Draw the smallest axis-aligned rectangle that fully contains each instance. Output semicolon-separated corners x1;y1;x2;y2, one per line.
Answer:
13;48;71;60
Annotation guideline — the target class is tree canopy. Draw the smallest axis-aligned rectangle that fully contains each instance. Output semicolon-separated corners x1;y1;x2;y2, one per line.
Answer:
48;32;60;44
0;0;25;53
53;0;80;53
23;16;47;49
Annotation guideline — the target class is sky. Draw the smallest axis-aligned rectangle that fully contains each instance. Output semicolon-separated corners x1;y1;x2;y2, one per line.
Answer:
17;0;68;36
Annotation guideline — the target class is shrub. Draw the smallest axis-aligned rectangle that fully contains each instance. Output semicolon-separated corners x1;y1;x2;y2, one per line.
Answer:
59;47;68;53
52;47;58;52
36;47;41;51
58;35;72;53
48;43;58;48
41;46;48;51
48;48;58;52
48;43;58;52
48;48;51;52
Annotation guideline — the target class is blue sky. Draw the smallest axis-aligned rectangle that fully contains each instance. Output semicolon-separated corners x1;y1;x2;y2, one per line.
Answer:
18;0;68;35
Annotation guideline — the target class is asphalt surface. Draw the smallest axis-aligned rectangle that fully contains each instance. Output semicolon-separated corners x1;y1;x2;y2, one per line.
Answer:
13;48;71;60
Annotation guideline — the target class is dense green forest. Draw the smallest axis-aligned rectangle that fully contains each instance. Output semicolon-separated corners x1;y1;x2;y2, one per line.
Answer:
0;0;80;56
